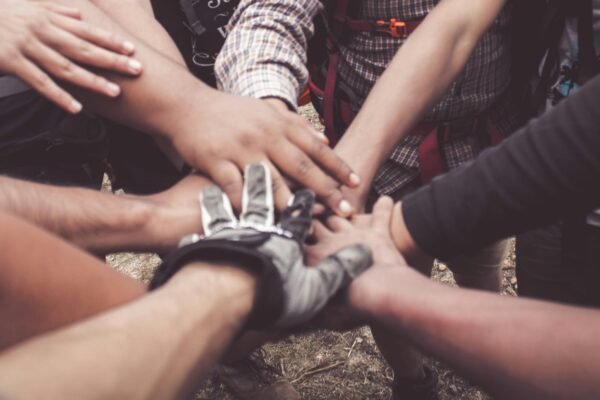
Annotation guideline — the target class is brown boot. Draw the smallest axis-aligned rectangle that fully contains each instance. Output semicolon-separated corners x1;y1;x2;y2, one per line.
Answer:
217;352;300;400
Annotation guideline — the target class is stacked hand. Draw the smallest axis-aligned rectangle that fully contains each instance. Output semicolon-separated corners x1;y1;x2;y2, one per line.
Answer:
172;92;361;218
150;163;373;329
0;0;142;113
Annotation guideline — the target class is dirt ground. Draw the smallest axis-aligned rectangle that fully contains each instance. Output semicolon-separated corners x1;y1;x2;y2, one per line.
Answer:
107;105;518;400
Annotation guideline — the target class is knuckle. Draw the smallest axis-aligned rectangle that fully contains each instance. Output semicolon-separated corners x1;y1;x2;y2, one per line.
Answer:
271;174;284;193
312;139;330;158
92;75;106;89
78;41;94;57
295;157;313;178
1;47;20;66
32;71;51;88
58;58;74;74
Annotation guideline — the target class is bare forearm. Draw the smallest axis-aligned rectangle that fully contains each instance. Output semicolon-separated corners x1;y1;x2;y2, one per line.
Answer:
90;0;186;65
0;263;255;400
0;176;156;253
336;0;507;184
362;268;600;399
49;0;212;141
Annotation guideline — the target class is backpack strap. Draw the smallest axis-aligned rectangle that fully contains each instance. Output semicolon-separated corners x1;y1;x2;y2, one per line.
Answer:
179;0;206;36
316;0;423;143
322;0;351;140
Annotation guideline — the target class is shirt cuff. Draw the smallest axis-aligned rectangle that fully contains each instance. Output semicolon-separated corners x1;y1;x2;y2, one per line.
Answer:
223;68;300;111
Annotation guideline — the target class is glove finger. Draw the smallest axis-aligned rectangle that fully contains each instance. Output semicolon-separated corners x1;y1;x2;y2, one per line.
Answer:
278;189;316;242
276;243;372;328
314;243;373;287
201;185;237;236
240;162;274;227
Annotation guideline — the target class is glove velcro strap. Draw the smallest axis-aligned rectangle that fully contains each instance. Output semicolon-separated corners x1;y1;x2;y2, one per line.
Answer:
149;236;284;328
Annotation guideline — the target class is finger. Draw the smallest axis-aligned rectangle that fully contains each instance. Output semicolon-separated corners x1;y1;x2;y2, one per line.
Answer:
371;196;394;230
316;244;373;280
240;162;274;227
38;2;81;19
278;189;316;242
267;162;294;213
277;244;372;327
326;216;352;232
312;202;326;216
51;14;136;55
350;214;372;229
26;40;122;98
207;161;244;211
200;185;237;236
286;115;359;188
17;57;82;113
45;17;141;74
312;220;333;240
269;140;354;217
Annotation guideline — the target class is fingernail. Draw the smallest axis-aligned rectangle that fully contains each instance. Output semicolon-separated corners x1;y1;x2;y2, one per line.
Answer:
70;100;82;113
122;41;135;54
349;173;361;187
339;200;353;215
127;59;142;73
106;82;120;96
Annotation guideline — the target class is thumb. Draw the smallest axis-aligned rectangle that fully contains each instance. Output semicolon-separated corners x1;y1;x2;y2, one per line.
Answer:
313;244;374;295
275;244;373;328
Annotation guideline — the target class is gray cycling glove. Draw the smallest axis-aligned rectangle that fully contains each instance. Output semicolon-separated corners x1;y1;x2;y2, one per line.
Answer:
150;162;373;329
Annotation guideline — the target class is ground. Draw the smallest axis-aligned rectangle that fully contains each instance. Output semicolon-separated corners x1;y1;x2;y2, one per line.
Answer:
107;105;518;400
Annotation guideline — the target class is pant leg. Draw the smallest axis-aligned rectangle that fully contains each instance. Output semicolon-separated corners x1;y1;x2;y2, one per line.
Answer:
517;215;600;307
0;114;109;189
106;123;184;195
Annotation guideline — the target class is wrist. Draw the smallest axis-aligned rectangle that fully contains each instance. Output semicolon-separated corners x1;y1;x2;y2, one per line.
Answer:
391;202;429;265
353;266;429;328
75;193;156;253
169;261;257;322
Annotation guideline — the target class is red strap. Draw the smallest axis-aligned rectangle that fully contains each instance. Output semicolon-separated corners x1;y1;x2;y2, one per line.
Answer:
344;18;423;38
418;127;446;185
323;51;340;141
323;0;350;142
489;123;503;145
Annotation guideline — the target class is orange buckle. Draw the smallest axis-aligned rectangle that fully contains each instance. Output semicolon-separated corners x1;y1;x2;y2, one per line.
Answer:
375;18;407;38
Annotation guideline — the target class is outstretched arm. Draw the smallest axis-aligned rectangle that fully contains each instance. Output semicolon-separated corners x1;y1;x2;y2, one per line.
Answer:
354;265;600;400
0;174;211;254
45;0;358;216
393;74;600;262
0;261;256;400
336;0;507;208
309;198;600;400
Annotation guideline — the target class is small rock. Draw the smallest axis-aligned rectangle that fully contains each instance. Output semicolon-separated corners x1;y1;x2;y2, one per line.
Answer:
510;277;518;285
438;264;447;272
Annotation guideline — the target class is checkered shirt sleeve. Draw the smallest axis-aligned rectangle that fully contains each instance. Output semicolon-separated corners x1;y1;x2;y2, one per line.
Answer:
214;0;323;109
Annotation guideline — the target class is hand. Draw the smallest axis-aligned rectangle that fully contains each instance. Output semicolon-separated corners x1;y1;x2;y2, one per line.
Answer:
306;196;406;267
150;163;373;329
142;174;213;253
305;197;409;331
172;91;361;217
0;0;142;113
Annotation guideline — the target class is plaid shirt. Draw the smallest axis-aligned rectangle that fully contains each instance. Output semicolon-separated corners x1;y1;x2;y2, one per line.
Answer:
215;0;519;196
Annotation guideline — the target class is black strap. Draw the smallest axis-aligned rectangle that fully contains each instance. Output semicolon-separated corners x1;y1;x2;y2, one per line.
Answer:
530;1;568;113
179;0;206;36
577;0;600;84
